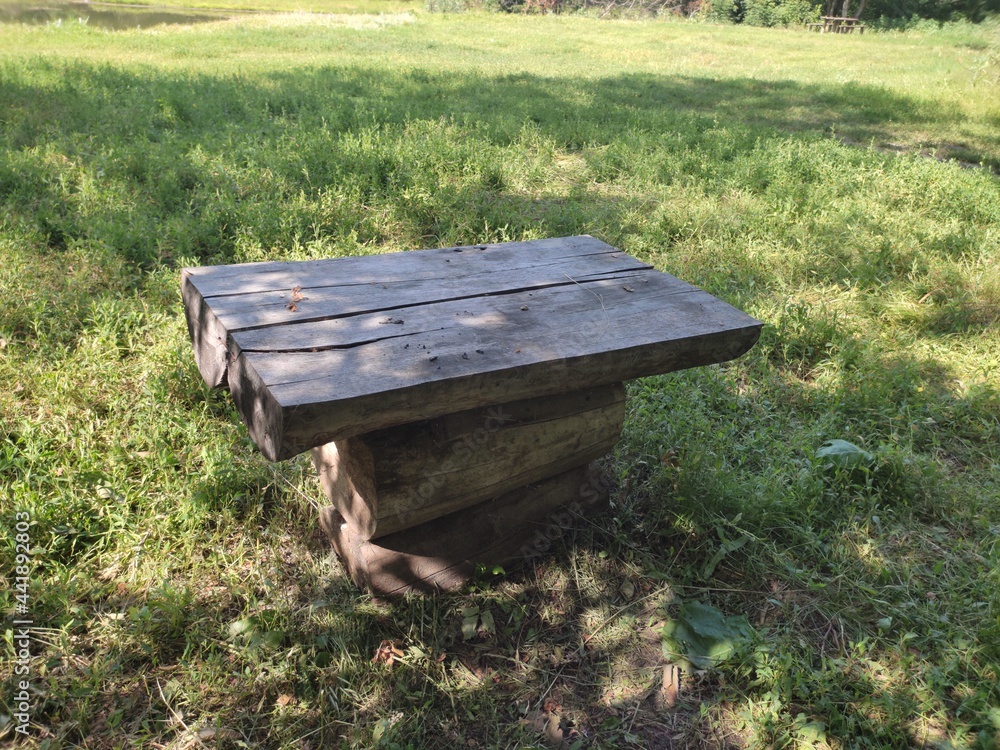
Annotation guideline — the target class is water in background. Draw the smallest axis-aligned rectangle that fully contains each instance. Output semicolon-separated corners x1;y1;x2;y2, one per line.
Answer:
0;1;233;29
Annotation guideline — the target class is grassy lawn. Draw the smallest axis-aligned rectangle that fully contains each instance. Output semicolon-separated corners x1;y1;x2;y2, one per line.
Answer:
62;0;423;14
1;9;999;749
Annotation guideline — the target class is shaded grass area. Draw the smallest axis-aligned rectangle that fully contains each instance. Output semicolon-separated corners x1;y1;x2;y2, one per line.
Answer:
1;14;999;749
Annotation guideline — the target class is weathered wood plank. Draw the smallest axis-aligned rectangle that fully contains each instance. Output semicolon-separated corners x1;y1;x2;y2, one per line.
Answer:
311;384;625;540
184;235;620;298
228;273;761;460
320;461;612;596
212;257;649;333
185;237;763;459
182;235;648;389
242;275;740;391
231;269;654;353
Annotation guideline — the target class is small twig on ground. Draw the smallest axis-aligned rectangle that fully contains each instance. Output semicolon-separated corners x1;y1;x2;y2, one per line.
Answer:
536;662;571;711
268;462;322;511
156;678;206;748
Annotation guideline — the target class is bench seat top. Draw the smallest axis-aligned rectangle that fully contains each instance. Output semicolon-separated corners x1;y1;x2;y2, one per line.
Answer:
182;235;762;461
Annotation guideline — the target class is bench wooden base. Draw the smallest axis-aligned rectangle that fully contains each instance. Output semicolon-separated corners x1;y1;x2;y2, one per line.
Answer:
312;385;625;594
318;462;611;595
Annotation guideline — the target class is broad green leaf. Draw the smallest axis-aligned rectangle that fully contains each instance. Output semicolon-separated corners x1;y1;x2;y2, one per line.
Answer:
702;535;749;579
681;601;744;640
263;630;285;649
795;715;827;746
701;546;729;580
228;617;257;639
816;439;873;468
461;607;479;641
662;601;755;669
479;608;495;635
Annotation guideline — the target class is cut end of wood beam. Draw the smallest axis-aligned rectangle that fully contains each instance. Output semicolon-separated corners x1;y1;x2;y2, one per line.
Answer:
227;341;285;462
181;269;229;389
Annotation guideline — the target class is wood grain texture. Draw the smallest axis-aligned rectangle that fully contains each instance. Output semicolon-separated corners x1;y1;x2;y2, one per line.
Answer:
232;278;760;460
311;384;625;540
181;235;644;388
182;236;763;459
319;461;612;596
185;235;632;298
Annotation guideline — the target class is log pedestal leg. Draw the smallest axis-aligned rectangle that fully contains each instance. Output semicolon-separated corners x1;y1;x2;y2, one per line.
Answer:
311;384;626;595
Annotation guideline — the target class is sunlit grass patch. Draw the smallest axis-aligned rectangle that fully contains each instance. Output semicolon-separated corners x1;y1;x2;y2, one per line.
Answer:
213;9;417;28
99;0;421;13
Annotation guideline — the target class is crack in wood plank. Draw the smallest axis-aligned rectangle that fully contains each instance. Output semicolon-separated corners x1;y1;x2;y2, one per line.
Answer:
237;326;446;355
187;235;624;297
209;264;652;331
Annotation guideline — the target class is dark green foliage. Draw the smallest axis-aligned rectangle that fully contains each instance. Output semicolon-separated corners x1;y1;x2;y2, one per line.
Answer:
706;0;821;25
742;0;821;25
705;0;994;25
867;0;1000;22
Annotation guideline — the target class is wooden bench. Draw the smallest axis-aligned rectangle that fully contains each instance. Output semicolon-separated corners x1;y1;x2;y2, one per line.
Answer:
182;236;762;595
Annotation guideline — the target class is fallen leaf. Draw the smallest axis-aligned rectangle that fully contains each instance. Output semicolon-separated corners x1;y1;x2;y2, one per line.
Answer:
372;640;405;666
543;714;565;747
286;301;298;312
276;694;294;707
661;663;681;708
816;439;873;469
461;607;479;641
196;727;239;742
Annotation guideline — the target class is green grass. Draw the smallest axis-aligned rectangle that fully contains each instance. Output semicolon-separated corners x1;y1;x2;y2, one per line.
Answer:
87;0;421;14
1;10;999;749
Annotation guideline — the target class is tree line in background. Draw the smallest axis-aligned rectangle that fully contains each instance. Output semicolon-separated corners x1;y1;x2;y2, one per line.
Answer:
431;0;997;26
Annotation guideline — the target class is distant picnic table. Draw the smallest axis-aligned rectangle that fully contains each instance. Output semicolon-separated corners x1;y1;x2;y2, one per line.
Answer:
807;16;866;32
